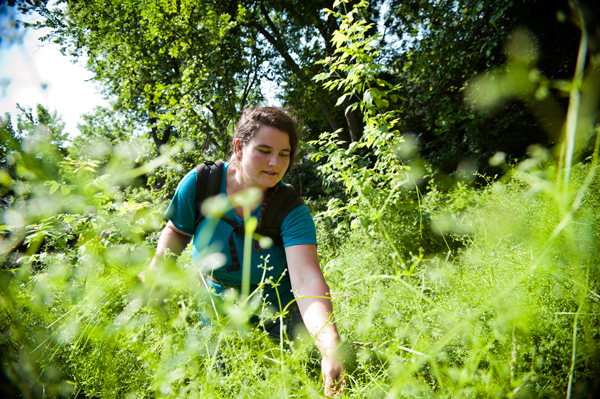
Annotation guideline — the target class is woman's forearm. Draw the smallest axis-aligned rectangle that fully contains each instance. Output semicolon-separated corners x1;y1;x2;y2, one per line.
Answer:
294;276;341;357
294;276;346;395
285;245;342;357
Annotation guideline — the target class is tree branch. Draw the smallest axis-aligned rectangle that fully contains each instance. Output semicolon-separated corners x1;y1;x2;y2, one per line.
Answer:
252;12;304;79
259;2;284;44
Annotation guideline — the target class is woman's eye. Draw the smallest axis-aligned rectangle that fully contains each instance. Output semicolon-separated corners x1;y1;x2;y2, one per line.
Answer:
280;153;290;157
258;149;269;154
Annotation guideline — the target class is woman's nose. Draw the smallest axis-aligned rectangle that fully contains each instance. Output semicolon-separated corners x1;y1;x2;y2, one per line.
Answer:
267;154;279;166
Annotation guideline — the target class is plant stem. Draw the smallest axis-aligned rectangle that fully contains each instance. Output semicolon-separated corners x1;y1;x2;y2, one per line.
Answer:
562;5;588;191
510;322;516;384
208;332;223;373
534;126;600;271
567;263;589;399
566;306;580;399
242;207;253;299
415;186;423;238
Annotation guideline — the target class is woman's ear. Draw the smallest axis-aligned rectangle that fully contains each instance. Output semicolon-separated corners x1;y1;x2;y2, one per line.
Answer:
234;139;243;159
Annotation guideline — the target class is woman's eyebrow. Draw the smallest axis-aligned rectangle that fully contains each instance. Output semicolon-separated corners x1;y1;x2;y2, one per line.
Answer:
256;144;291;152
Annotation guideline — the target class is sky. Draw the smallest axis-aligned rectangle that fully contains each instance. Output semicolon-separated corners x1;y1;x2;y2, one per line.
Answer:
0;23;108;138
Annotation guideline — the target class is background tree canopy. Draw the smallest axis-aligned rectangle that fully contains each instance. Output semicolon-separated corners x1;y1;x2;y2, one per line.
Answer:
18;0;593;193
1;0;599;397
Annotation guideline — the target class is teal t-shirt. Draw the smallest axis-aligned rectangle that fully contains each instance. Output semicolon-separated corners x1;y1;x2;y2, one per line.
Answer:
165;162;317;311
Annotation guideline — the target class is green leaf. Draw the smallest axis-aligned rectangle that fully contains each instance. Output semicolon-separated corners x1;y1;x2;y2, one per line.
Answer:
345;102;359;115
336;94;348;107
366;133;375;148
332;31;348;48
363;90;373;107
49;182;59;194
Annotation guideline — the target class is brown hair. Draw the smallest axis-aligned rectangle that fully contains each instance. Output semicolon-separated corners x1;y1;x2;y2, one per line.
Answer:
228;107;299;252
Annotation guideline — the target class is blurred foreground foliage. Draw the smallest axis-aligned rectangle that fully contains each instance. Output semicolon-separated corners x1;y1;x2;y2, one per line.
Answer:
2;113;599;398
1;1;600;398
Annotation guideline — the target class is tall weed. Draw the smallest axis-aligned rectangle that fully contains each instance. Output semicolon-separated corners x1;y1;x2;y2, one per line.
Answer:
1;1;599;398
310;0;600;397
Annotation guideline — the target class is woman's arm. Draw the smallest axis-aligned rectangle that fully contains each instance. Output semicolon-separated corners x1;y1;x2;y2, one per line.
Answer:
285;244;345;396
139;221;192;282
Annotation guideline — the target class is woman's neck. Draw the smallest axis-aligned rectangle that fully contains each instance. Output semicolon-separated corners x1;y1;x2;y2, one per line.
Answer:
226;163;266;217
227;162;266;194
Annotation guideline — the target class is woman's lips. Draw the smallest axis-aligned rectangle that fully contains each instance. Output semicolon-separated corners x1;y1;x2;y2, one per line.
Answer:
263;171;277;176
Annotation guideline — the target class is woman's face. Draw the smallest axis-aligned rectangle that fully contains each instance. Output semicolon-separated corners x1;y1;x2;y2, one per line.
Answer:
236;125;291;191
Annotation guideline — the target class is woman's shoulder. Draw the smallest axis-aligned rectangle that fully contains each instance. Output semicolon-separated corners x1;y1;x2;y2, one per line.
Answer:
281;204;314;231
174;161;228;197
182;161;229;187
280;204;316;246
173;168;197;195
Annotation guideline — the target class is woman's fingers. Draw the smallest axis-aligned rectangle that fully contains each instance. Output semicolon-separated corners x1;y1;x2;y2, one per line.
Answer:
322;358;346;396
323;375;346;396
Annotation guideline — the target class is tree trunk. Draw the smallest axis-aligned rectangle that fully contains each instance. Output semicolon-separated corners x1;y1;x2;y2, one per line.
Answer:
342;98;364;143
149;105;172;155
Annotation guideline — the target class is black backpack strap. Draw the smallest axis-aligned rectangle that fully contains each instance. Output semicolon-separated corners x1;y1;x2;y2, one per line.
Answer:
256;184;304;247
194;160;225;226
221;216;243;273
194;160;242;273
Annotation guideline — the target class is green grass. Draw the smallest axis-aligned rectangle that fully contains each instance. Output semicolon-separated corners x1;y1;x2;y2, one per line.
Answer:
319;164;600;398
3;161;598;398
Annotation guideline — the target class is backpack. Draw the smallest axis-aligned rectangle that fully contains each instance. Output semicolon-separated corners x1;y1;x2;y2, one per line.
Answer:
194;161;304;273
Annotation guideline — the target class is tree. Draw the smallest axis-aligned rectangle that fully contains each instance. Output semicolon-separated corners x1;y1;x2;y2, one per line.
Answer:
69;105;141;160
16;104;69;154
382;0;586;175
0;105;68;213
0;114;20;209
25;0;592;183
36;0;268;160
33;0;380;157
1;0;50;46
239;0;374;144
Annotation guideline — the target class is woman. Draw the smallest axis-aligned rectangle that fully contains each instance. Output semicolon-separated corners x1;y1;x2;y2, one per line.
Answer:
140;107;345;395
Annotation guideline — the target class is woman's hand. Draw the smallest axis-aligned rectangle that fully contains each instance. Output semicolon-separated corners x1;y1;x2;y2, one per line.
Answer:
140;222;191;283
138;270;147;283
322;356;346;396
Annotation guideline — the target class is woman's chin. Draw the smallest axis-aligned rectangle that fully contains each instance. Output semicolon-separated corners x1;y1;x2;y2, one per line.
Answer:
260;173;281;186
264;180;281;188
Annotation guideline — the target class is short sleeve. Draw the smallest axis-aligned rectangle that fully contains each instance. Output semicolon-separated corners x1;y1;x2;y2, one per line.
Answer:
164;169;197;235
280;205;317;247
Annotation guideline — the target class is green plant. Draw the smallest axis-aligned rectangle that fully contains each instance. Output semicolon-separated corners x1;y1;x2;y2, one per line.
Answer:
308;0;600;397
